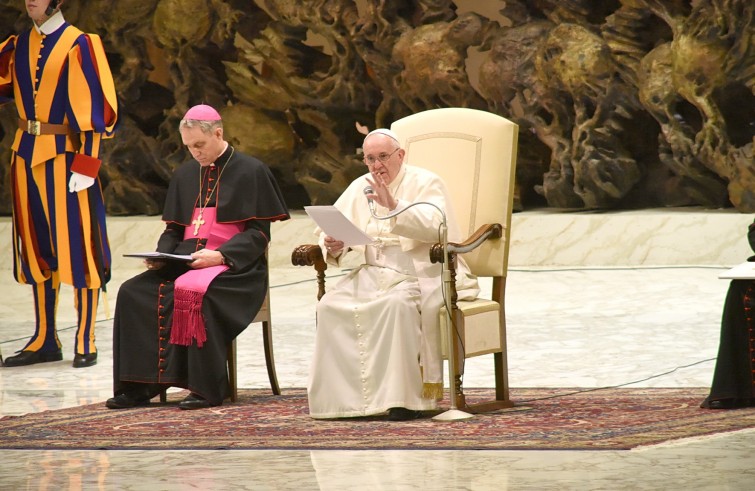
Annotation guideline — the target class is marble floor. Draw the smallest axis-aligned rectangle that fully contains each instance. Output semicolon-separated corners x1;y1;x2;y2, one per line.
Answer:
2;212;755;490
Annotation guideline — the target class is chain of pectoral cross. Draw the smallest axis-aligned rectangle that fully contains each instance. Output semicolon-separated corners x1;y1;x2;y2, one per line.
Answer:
192;147;234;235
370;213;391;261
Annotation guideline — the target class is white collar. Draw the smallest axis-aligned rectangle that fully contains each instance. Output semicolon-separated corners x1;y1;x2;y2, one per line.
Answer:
214;142;229;164
34;10;66;35
387;164;406;194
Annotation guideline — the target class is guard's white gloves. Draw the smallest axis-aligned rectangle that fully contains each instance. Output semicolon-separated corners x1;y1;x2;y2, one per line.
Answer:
68;172;95;193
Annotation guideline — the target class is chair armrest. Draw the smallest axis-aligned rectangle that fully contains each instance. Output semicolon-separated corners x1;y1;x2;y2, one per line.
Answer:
291;244;324;268
291;244;328;300
429;223;502;323
430;223;502;263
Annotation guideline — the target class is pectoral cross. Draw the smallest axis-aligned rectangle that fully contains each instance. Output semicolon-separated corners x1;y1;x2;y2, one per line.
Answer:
192;214;205;236
373;238;384;261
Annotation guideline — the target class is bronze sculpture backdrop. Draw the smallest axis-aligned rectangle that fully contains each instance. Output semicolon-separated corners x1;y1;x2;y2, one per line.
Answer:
0;0;753;214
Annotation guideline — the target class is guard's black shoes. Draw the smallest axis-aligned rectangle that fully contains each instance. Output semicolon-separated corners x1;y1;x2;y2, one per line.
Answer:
3;349;63;367
72;352;97;368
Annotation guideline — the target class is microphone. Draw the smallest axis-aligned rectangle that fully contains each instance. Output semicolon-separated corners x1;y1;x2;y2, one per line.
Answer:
363;186;376;215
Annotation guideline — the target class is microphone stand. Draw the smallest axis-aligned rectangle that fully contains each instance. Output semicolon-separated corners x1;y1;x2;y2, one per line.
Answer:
432;217;473;421
368;201;473;422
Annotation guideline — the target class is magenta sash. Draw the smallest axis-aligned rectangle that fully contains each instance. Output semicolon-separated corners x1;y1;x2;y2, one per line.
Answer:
170;207;243;347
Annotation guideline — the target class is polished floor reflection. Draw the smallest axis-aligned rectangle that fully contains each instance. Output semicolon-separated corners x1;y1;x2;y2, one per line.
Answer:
2;212;755;490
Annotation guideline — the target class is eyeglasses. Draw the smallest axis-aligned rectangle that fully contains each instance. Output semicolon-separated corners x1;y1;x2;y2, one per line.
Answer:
363;148;399;166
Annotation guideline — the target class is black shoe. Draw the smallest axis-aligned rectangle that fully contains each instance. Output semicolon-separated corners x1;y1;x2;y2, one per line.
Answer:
701;397;736;409
73;353;97;368
3;349;63;367
178;393;215;410
106;384;163;409
106;392;152;409
387;407;421;421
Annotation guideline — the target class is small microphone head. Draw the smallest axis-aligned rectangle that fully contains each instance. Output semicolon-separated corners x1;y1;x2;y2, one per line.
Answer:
363;186;376;214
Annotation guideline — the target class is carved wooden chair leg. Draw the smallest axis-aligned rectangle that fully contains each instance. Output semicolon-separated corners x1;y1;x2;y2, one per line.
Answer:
262;320;281;395
493;352;507;402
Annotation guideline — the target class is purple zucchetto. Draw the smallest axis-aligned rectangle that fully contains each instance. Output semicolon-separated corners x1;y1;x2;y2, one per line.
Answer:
183;104;222;121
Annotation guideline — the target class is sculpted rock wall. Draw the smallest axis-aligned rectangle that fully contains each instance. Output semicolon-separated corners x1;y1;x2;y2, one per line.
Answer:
0;0;752;214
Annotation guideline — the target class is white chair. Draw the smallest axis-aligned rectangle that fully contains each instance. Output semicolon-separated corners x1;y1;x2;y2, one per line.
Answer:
292;107;519;412
391;108;519;412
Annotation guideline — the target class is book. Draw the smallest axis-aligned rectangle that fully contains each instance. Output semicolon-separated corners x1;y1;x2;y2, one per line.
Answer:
123;252;194;262
718;261;755;279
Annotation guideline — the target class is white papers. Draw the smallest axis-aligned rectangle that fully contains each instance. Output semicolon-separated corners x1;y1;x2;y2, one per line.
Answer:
304;205;373;246
123;252;194;262
718;262;755;279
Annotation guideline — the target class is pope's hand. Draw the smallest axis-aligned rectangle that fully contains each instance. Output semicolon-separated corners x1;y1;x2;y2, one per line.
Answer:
324;236;345;256
68;172;95;193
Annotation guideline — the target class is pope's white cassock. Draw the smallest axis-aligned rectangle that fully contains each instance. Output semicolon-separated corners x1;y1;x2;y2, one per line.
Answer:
307;164;479;418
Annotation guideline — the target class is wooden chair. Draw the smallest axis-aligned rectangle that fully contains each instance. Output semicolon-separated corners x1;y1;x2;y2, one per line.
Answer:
226;279;280;402
161;259;280;403
292;107;518;413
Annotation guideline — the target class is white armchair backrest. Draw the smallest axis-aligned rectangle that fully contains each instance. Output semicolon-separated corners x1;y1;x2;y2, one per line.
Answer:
391;108;518;277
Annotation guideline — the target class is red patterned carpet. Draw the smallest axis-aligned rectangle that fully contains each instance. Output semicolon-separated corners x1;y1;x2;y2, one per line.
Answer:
1;387;753;451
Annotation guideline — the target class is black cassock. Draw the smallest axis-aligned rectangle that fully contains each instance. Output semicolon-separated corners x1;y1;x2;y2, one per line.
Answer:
112;146;289;405
702;219;755;408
